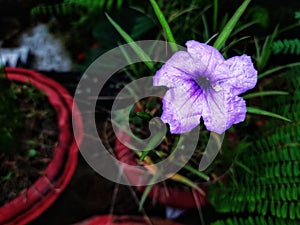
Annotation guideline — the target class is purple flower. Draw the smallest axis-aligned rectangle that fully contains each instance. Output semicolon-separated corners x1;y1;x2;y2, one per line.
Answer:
153;40;257;134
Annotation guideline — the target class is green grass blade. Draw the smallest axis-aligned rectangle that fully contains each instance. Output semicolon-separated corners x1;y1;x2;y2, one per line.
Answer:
213;0;251;50
149;0;178;52
230;20;257;37
247;107;291;122
258;62;300;79
116;0;123;10
118;43;138;81
233;160;252;174
174;162;210;181
106;0;114;10
256;26;278;71
202;14;210;42
105;13;155;71
222;36;251;55
243;91;289;99
212;0;218;33
138;130;166;162
139;170;162;210
170;174;204;192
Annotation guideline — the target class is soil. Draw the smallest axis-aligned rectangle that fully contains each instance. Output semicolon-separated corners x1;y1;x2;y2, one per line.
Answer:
0;79;58;205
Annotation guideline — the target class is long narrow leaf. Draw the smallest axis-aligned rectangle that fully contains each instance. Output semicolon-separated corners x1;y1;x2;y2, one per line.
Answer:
258;62;300;79
230;20;257;37
242;91;289;99
212;0;218;33
174;162;210;181
139;130;166;162
213;0;251;50
149;0;178;52
247;107;291;122
256;26;278;71
169;174;206;195
105;13;155;71
202;14;210;41
222;36;251;55
233;160;252;174
139;170;162;210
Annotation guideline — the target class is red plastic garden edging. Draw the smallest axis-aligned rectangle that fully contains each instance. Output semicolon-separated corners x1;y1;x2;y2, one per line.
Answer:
0;67;83;225
114;128;208;209
73;215;184;225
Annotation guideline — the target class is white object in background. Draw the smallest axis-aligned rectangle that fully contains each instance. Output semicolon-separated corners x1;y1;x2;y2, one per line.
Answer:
166;206;186;220
18;24;73;72
0;46;29;67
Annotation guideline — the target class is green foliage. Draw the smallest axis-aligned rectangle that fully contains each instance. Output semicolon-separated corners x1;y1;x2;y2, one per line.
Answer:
105;13;155;71
31;0;124;17
149;0;178;52
212;216;300;225
294;10;300;22
272;39;300;55
213;0;251;50
208;69;300;224
31;3;83;17
254;26;278;72
246;106;291;122
64;0;123;10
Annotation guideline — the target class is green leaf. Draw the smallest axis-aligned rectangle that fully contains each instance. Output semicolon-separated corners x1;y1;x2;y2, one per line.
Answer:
222;36;251;55
258;62;300;79
138;170;162;210
27;149;37;158
230;21;258;37
174;162;210;181
281;202;288;218
290;202;296;219
243;91;288;99
170;173;204;193
233;160;252;174
262;200;268;216
149;0;178;52
138;130;166;162
255;26;278;71
212;0;218;33
246;107;291;122
0;171;13;184
105;13;155;71
270;201;276;216
297;202;300;219
213;0;251;50
136;112;152;120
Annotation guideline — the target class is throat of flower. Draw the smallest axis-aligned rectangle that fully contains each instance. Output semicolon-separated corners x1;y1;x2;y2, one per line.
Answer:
195;76;211;90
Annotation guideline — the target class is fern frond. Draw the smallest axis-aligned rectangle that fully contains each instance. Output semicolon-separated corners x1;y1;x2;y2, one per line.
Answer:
64;0;124;11
212;216;300;225
208;68;300;223
31;0;124;18
272;39;300;55
31;3;84;17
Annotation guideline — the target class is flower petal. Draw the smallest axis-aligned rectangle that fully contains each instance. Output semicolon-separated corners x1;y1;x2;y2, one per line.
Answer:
154;40;225;89
160;82;204;133
153;50;207;88
213;54;257;95
202;88;246;134
153;55;192;88
186;40;225;78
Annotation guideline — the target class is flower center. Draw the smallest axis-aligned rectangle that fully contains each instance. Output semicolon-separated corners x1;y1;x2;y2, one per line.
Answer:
195;76;211;90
